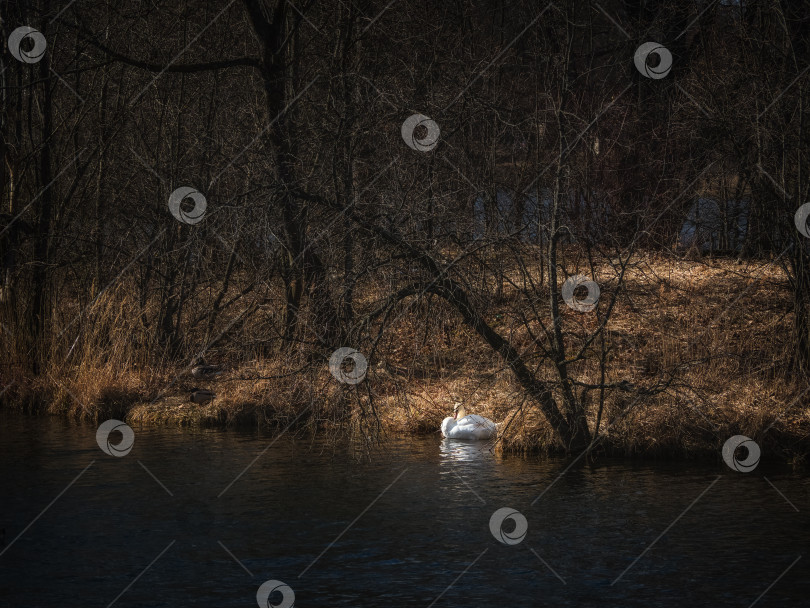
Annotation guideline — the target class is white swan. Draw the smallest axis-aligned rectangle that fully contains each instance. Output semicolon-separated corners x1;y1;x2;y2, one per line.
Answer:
441;402;499;440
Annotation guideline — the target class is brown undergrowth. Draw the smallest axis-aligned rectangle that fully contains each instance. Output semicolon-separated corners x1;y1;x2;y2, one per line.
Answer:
1;251;808;464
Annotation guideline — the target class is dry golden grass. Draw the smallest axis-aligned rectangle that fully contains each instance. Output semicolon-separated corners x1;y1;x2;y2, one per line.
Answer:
365;251;808;461
1;250;808;462
492;253;807;459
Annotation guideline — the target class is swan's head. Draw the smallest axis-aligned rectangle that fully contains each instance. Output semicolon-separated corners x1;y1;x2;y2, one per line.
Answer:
453;402;467;420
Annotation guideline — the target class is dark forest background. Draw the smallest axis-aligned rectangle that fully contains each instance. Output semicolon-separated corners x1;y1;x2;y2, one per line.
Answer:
2;0;809;456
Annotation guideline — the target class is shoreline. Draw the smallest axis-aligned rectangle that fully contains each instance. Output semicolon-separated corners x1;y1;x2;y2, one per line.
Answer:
2;385;808;468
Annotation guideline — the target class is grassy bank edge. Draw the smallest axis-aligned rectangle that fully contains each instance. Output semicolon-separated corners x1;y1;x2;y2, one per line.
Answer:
2;382;808;469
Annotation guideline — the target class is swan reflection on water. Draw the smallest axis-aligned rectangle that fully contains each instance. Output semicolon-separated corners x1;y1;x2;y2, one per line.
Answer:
439;436;496;463
438;438;497;505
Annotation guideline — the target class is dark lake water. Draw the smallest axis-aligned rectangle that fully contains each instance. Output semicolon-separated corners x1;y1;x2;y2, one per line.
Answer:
1;414;808;607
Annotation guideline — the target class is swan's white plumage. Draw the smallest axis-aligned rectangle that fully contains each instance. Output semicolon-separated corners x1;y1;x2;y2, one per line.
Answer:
441;413;497;440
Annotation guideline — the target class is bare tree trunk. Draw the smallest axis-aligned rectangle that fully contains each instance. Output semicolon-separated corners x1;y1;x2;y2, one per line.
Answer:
334;0;358;331
30;6;54;373
92;76;109;299
243;0;309;348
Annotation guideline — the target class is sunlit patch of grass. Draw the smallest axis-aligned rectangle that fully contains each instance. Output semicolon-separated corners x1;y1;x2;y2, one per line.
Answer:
1;250;807;462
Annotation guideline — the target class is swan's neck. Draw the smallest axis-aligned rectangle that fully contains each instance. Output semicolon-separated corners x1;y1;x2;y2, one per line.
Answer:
455;405;467;419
